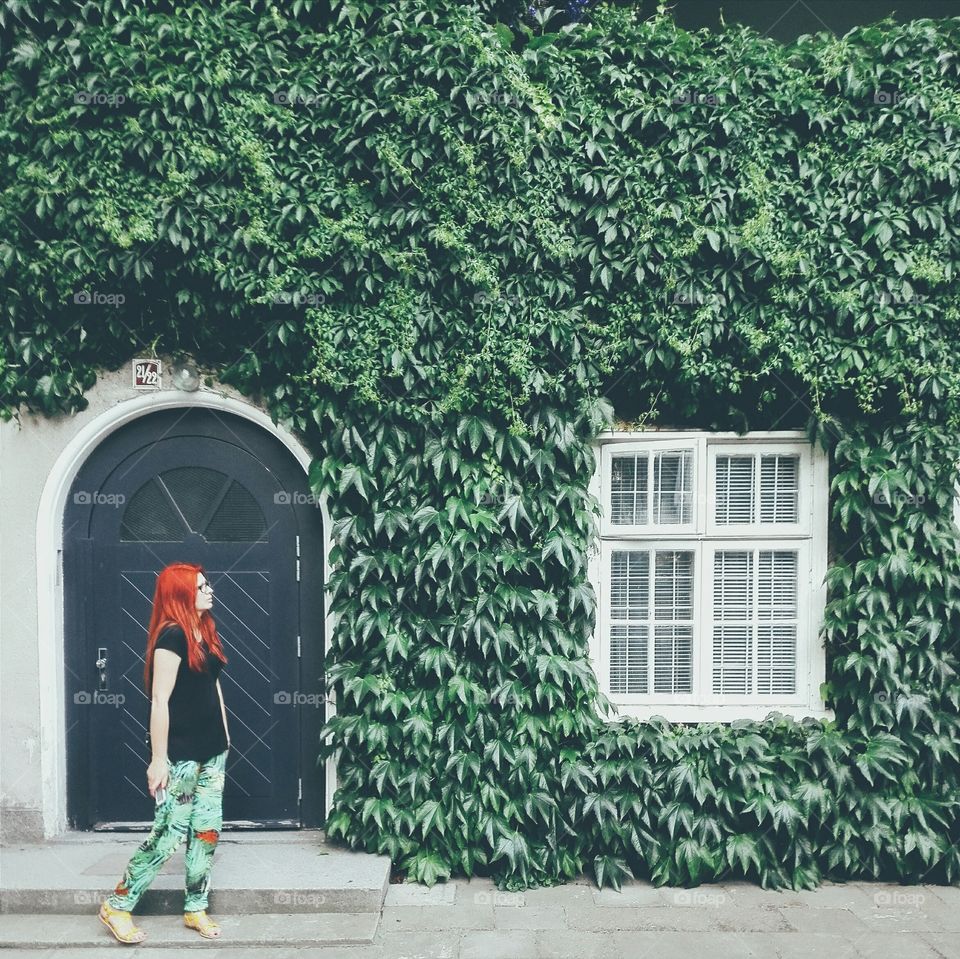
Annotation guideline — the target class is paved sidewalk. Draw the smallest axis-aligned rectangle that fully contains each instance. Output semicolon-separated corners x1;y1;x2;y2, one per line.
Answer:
1;876;957;957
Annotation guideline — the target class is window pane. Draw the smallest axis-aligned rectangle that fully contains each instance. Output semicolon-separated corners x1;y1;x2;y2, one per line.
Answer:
610;550;649;620
714;550;753;619
713;624;752;694
610;624;648;694
653;450;693;524
610;453;648;525
608;548;694;696
760;454;799;523
653;550;694;692
757;550;797;693
757;550;798;619
712;548;798;695
654;625;693;693
712;551;753;693
715;455;754;524
654;550;694;619
757;625;796;695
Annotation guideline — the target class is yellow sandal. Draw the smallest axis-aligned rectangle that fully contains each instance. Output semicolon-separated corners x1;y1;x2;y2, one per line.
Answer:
98;901;147;944
184;910;222;938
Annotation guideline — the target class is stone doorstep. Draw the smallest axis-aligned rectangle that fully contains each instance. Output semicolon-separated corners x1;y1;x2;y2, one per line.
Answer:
0;832;391;916
0;911;380;948
6;829;331;844
1;887;383;916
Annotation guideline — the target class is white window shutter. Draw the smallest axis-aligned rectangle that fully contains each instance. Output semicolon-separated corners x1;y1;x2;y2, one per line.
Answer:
610;453;648;525
760;454;800;523
712;550;753;693
715;451;800;527
653;450;693;524
609;549;649;693
756;550;798;694
715;455;754;524
652;550;694;693
608;548;694;695
713;547;798;695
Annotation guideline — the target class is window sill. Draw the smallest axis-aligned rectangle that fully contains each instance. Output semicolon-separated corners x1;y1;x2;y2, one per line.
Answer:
602;703;834;724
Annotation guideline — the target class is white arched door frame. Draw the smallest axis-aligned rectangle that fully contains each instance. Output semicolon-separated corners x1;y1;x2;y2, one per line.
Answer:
36;389;337;836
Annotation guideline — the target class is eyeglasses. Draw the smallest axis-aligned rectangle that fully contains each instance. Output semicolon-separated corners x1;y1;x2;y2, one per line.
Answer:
197;582;214;594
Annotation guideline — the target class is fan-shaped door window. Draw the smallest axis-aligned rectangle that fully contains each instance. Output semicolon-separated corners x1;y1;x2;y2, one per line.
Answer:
120;466;268;543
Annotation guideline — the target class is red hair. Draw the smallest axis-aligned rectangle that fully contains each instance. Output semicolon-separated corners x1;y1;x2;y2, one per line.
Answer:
143;562;228;695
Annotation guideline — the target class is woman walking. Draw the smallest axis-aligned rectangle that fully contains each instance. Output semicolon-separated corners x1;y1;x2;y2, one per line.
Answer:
97;562;231;944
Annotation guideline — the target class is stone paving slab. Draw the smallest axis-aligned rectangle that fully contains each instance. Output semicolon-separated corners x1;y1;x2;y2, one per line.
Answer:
492;904;566;930
534;930;759;959
461;929;538;959
379;902;496;932
386;882;458;906
376;930;460;958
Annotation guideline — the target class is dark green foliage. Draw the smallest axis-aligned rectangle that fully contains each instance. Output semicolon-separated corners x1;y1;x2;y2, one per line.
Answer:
2;0;960;888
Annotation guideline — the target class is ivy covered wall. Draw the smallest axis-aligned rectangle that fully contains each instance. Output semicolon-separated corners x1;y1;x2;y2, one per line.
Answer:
2;0;960;888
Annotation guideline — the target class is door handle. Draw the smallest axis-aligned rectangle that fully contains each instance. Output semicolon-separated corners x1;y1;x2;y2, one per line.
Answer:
96;646;108;691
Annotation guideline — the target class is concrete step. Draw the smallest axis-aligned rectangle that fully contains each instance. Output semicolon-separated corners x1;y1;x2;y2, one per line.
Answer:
0;830;391;916
0;911;380;948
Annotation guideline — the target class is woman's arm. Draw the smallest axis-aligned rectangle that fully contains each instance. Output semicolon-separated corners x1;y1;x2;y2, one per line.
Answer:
216;678;230;747
150;649;180;761
147;649;179;794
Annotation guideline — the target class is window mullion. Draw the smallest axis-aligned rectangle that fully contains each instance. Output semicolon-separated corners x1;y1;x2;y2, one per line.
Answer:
696;540;706;702
750;544;758;696
753;450;761;529
646;544;654;695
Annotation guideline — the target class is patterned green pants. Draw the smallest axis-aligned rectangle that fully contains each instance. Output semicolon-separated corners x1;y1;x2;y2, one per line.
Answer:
106;749;228;913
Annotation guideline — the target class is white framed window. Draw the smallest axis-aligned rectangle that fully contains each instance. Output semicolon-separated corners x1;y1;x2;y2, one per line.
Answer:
587;430;831;723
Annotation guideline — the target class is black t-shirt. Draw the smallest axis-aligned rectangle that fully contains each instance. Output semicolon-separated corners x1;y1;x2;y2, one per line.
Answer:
147;624;228;762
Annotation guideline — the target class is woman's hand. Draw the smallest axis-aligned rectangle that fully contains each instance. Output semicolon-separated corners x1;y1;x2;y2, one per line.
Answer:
147;757;169;797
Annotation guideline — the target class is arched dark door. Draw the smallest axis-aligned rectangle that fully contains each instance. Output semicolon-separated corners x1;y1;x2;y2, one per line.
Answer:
63;407;325;830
